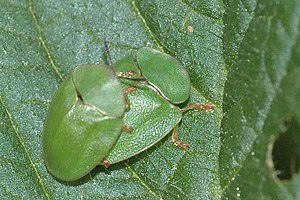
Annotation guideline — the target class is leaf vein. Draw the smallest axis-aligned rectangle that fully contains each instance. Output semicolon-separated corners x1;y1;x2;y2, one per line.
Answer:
178;0;222;20
0;95;50;200
131;0;165;51
27;0;63;80
125;163;162;199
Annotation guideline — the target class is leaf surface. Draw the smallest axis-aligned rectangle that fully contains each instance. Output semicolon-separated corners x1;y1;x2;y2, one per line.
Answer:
0;0;223;199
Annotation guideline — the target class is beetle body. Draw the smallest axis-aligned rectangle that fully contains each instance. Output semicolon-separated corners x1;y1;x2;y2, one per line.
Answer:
109;48;189;164
43;65;125;181
109;48;213;163
107;83;182;164
113;47;191;104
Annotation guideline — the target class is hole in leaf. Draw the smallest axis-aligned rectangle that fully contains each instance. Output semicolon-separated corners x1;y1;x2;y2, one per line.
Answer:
272;118;300;180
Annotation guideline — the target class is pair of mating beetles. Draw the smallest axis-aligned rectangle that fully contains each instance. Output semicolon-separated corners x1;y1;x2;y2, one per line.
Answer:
42;47;214;181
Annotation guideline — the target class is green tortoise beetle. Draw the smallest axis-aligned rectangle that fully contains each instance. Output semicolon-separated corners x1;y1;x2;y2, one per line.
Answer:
106;82;214;164
113;47;191;104
42;64;134;181
106;48;214;164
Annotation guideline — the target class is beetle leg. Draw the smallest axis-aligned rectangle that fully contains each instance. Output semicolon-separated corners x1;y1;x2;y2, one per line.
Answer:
122;125;133;133
181;103;214;113
172;103;213;151
102;159;111;168
125;86;137;94
171;124;190;151
115;70;136;78
122;86;136;134
124;86;137;110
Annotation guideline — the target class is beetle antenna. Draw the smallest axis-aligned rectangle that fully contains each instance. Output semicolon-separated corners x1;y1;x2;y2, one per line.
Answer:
103;35;113;66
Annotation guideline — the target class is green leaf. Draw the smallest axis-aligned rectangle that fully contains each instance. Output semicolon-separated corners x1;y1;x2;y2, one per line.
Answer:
220;0;300;199
2;0;300;199
0;0;223;199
